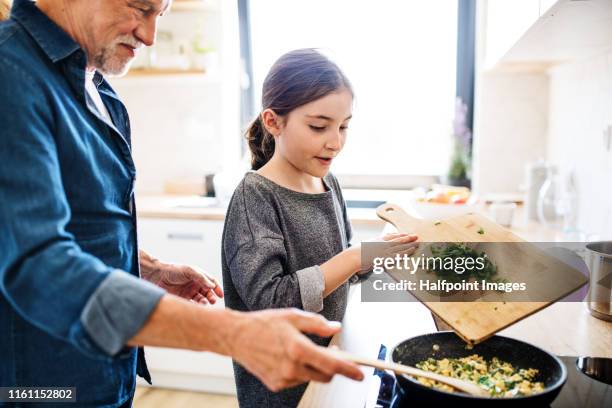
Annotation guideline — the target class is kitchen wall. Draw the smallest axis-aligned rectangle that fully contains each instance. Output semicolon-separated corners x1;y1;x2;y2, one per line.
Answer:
472;71;549;195
471;0;550;198
472;59;612;238
546;51;612;238
109;2;242;194
112;77;226;193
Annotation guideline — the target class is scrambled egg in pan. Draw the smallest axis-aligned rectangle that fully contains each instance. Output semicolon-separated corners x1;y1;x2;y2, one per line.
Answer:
415;354;545;398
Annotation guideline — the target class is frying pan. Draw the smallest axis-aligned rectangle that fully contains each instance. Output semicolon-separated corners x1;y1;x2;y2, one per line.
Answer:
390;331;567;407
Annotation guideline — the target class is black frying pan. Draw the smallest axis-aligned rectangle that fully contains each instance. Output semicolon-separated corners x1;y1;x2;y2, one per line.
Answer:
390;331;567;407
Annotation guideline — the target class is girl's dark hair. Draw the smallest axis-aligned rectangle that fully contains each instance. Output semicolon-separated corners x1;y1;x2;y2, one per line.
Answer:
246;48;353;170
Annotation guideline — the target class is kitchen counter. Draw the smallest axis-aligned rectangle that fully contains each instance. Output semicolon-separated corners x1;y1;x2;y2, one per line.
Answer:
138;192;611;406
136;194;385;227
137;194;227;221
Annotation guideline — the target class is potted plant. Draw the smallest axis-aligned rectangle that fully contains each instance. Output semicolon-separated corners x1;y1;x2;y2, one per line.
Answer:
444;97;472;188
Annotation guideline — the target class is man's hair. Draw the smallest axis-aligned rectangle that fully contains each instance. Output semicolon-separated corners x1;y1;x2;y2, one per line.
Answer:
0;0;11;21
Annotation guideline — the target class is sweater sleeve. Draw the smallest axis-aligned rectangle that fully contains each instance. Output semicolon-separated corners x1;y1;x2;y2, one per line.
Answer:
327;173;353;247
223;180;325;312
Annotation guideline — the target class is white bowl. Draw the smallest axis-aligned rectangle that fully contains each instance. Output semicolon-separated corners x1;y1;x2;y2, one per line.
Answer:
405;199;481;220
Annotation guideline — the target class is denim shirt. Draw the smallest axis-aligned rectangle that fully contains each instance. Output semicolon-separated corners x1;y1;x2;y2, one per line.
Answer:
0;1;165;406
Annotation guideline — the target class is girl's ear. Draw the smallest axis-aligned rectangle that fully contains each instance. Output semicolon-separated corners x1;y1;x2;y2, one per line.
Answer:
261;109;283;137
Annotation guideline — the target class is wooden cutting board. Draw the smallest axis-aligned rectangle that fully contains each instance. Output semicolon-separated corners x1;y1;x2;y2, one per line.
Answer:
376;203;589;345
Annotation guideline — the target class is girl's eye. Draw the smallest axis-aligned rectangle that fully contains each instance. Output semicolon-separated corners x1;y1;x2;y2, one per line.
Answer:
340;126;349;131
309;125;325;132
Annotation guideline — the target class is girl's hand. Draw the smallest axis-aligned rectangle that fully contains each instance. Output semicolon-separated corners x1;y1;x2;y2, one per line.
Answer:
321;233;419;297
358;232;419;275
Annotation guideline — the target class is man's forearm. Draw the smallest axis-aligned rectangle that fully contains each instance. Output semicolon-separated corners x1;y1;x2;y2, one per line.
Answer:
127;294;366;391
127;293;241;356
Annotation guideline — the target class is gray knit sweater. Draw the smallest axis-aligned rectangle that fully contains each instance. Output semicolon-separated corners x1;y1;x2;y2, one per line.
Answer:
221;171;352;408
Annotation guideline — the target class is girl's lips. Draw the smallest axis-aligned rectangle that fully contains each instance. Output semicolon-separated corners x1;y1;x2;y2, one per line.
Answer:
316;157;333;166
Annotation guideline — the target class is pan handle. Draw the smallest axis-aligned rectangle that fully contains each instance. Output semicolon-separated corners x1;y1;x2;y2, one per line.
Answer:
376;203;423;233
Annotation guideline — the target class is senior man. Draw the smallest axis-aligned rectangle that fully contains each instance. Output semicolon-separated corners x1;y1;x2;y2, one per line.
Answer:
0;0;9;20
0;0;363;406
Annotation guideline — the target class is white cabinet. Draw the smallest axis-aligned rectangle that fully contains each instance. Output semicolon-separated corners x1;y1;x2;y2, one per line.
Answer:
483;0;612;71
137;217;236;394
483;0;541;69
138;218;224;281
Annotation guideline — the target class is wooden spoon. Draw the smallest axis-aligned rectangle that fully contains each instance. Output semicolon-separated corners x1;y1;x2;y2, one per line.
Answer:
331;349;489;398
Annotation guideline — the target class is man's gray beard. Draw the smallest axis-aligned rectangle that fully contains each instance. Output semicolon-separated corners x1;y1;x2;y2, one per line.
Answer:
92;45;132;77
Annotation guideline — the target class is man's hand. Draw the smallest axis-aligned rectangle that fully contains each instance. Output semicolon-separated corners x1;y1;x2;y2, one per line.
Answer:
129;297;364;391
226;308;364;391
139;250;223;304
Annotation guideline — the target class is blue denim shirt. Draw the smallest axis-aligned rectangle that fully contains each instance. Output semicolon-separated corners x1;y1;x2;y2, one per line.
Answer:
0;1;166;406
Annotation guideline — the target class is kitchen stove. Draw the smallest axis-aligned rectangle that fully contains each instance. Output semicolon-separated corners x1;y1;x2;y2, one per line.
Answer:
369;346;611;408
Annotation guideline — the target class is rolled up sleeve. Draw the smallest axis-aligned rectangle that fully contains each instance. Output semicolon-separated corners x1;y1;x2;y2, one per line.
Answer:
81;270;165;355
295;265;325;313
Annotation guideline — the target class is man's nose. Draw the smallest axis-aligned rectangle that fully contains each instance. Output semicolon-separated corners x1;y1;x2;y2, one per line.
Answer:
135;17;157;47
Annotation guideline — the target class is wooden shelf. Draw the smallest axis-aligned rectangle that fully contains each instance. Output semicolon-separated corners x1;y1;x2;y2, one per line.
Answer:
123;68;207;77
109;68;220;85
171;0;219;12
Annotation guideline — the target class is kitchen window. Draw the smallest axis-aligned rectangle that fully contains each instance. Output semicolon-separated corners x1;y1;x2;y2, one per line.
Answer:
240;0;470;184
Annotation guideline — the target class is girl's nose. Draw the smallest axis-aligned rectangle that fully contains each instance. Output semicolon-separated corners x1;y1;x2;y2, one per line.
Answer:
325;129;343;151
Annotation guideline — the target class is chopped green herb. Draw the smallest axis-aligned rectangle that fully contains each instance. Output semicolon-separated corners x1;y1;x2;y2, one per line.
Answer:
477;227;485;235
434;221;441;226
427;243;499;283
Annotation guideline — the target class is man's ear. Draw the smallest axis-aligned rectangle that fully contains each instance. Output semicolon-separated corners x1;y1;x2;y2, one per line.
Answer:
261;109;282;137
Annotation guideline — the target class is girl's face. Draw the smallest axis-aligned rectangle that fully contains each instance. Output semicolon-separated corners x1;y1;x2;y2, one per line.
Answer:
265;88;353;178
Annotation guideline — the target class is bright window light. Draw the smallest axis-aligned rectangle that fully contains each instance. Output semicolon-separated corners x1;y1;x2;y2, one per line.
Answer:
249;0;458;176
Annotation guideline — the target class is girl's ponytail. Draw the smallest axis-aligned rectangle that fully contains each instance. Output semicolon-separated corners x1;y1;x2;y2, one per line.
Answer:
245;115;275;170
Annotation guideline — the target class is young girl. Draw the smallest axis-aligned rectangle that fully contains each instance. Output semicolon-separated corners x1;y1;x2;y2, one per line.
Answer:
221;49;416;407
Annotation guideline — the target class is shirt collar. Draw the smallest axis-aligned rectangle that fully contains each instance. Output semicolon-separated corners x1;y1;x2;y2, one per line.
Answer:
85;70;105;88
11;0;82;63
93;71;105;87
